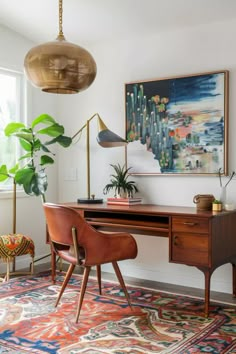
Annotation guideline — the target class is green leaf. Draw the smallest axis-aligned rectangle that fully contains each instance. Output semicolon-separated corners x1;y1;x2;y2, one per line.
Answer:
33;139;41;150
9;164;19;174
55;135;72;147
4;122;25;136
40;155;54;166
37;123;64;137
31;114;56;129
41;144;52;153
45;135;72;147
18;152;32;161
15;167;35;185
15;132;34;142
19;138;32;151
14;167;47;196
32;171;48;196
0;165;9;181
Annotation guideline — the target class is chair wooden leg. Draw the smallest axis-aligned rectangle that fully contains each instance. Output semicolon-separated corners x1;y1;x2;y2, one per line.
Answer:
112;261;132;309
51;248;56;284
55;263;75;307
30;257;34;275
59;257;63;271
75;266;91;323
96;265;102;295
12;257;16;272
6;259;10;282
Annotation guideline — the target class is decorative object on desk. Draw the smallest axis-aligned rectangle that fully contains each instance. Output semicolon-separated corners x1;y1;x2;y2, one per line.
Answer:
103;163;138;198
212;199;222;212
107;197;142;205
218;168;235;208
1;271;236;353
125;70;229;175
193;194;215;211
24;0;96;94
72;114;127;204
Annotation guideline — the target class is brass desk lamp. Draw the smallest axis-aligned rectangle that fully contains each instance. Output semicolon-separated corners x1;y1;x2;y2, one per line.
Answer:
72;113;127;204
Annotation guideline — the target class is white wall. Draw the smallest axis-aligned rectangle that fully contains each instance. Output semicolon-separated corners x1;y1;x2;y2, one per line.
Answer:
1;18;236;294
0;25;58;272
57;19;236;294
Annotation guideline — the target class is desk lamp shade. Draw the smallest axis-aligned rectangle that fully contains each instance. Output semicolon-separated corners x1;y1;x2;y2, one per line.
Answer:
96;117;127;147
24;0;97;94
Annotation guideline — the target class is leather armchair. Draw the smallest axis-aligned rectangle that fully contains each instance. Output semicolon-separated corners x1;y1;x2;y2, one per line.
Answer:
43;203;138;323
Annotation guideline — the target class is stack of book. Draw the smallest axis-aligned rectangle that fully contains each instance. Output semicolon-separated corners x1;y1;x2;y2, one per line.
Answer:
107;197;142;205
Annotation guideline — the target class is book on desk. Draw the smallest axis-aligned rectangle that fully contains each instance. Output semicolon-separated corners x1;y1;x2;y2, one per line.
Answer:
107;197;142;205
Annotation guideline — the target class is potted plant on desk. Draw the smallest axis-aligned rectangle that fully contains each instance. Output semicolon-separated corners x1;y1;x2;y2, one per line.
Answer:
212;199;222;212
103;163;138;198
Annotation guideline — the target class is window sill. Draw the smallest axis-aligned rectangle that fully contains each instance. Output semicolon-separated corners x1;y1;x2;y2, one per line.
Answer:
0;190;29;199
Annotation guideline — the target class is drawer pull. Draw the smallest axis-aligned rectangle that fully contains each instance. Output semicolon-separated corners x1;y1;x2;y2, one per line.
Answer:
173;235;179;245
183;222;197;226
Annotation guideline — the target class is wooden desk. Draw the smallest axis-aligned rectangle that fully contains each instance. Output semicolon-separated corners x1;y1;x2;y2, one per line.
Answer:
61;202;236;316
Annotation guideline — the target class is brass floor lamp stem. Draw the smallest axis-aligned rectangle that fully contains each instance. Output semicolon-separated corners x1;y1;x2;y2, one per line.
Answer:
12;180;16;272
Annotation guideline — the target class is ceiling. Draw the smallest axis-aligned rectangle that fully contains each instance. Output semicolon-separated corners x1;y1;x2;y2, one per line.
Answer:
0;0;236;45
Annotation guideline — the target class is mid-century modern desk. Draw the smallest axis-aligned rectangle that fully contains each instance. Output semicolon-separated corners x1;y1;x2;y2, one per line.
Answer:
59;202;236;317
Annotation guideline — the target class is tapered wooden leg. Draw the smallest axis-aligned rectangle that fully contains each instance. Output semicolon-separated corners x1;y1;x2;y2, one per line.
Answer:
112;261;132;309
51;248;56;284
232;263;236;297
204;269;212;318
55;263;75;307
96;265;102;295
12;257;16;272
75;266;91;323
6;259;10;281
30;257;34;275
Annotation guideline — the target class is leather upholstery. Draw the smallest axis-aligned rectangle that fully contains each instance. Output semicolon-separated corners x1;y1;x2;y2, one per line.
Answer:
43;203;138;322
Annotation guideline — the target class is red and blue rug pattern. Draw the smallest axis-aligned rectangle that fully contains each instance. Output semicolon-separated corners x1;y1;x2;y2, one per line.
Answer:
0;271;236;353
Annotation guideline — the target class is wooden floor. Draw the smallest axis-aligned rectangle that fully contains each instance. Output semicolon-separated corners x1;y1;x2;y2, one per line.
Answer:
26;261;236;306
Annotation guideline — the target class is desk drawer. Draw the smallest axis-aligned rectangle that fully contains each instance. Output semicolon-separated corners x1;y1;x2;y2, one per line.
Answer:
171;232;209;266
172;216;209;234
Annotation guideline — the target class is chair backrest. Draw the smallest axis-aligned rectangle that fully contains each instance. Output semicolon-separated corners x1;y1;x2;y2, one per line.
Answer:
43;202;138;267
44;203;89;245
43;203;89;264
43;202;102;246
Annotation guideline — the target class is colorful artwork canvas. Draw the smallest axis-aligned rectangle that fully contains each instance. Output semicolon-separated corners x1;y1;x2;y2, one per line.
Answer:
125;71;228;175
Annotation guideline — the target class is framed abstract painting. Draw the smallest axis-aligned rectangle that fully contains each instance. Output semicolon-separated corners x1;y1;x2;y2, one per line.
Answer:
125;70;229;175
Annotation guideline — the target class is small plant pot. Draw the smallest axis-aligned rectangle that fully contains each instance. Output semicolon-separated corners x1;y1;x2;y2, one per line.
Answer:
212;203;222;212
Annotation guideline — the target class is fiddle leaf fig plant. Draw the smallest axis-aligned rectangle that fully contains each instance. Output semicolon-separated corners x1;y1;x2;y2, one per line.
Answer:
103;163;138;198
0;113;72;198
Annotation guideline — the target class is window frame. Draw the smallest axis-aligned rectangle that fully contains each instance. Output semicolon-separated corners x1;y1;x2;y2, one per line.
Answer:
0;66;27;192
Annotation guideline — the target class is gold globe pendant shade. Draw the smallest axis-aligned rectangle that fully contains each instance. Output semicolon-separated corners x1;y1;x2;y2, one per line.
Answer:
24;0;97;94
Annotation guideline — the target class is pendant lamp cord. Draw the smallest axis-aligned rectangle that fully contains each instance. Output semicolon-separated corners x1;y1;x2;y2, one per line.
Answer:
58;0;64;37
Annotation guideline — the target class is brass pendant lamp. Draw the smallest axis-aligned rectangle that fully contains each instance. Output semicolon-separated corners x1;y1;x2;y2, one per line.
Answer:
24;0;97;94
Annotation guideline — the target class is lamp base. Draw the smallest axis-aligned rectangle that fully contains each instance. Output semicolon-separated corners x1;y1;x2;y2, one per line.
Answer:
77;198;103;204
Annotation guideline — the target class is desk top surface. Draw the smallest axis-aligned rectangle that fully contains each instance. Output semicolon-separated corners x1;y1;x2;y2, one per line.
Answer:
62;202;235;218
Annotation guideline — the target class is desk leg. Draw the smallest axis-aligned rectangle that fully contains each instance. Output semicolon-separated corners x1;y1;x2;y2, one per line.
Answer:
232;263;236;297
199;267;212;317
203;269;212;317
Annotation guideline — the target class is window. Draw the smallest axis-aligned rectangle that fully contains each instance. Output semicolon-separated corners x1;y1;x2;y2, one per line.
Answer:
0;68;26;189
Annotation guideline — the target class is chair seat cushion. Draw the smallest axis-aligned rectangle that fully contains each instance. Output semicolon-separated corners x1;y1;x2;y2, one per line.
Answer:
0;234;35;261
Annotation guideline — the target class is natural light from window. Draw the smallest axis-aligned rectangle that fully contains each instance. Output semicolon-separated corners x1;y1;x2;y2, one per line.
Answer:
0;68;25;190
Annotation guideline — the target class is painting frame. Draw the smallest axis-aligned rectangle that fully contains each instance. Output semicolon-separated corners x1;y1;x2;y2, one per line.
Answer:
125;70;229;176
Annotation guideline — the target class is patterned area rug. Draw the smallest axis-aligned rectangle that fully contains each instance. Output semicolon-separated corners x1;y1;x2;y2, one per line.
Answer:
0;271;236;353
